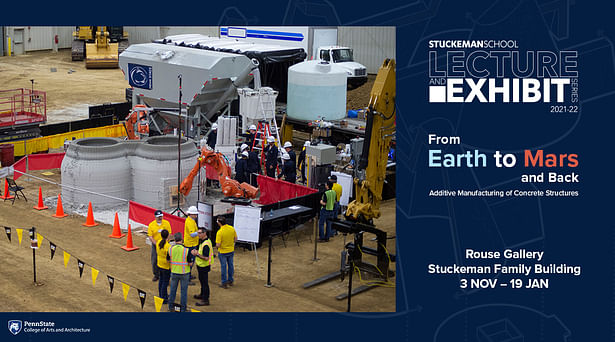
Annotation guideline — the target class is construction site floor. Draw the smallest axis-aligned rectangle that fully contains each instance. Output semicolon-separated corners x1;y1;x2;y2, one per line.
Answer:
0;49;127;124
0;169;396;312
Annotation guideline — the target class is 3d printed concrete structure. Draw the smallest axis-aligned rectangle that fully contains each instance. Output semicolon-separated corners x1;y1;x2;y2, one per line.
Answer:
61;136;199;210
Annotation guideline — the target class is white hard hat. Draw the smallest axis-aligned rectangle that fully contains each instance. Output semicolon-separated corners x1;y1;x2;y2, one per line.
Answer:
240;143;249;151
186;206;198;215
267;136;275;143
282;153;290;160
242;151;249;157
212;123;218;130
304;141;311;147
283;141;292;148
249;124;257;130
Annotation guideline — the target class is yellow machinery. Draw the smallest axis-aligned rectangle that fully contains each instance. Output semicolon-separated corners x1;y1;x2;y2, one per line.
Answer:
303;59;397;301
345;58;395;223
85;26;119;69
71;26;94;61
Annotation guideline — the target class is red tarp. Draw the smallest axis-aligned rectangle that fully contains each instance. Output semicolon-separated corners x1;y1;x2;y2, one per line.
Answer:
128;201;186;236
28;153;65;170
12;157;27;180
12;153;65;180
255;175;317;205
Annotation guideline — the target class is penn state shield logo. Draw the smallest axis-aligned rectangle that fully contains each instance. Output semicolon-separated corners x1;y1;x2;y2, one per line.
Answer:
8;320;22;335
128;63;153;90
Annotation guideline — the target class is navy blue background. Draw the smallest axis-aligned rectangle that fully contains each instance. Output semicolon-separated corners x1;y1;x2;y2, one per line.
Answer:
2;0;615;340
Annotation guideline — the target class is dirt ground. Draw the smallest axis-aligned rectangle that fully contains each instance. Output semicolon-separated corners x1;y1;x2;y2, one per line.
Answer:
347;75;375;111
0;49;128;124
0;170;396;312
0;50;395;312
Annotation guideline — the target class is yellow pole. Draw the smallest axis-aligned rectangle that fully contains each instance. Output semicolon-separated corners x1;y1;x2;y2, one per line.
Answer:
8;37;11;56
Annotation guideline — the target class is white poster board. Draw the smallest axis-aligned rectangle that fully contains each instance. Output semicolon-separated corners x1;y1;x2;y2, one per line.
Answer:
331;171;353;206
197;202;213;231
233;206;261;243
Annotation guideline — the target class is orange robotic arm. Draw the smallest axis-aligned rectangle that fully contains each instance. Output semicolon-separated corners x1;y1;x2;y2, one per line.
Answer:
123;104;149;140
180;147;259;199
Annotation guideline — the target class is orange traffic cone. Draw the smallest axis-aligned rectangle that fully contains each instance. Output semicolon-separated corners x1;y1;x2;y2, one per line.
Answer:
1;179;14;200
121;224;139;251
109;212;126;238
33;187;49;210
52;194;68;218
82;202;98;227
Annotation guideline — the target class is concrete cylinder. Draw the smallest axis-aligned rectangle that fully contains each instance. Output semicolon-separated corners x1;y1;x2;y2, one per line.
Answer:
132;135;199;208
61;137;130;209
61;136;200;211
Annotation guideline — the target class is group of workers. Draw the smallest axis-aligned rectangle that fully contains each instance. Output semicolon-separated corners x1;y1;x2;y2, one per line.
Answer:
148;206;237;312
235;124;310;185
145;177;343;310
237;123;346;241
143;120;346;309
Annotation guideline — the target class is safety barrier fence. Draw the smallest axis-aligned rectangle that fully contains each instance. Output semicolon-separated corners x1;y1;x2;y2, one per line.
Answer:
129;201;186;235
1;225;202;313
0;124;126;156
256;175;318;205
12;152;64;180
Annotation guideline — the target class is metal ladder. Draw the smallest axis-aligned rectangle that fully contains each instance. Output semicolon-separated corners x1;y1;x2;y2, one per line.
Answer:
251;92;281;172
259;92;281;146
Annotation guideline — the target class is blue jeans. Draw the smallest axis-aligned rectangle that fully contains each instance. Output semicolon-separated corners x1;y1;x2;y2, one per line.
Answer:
219;251;234;285
168;272;190;312
186;246;197;274
332;202;340;234
319;209;334;240
151;245;159;277
158;268;170;301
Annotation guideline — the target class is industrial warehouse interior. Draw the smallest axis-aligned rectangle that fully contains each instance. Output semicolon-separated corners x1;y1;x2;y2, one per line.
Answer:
0;26;396;312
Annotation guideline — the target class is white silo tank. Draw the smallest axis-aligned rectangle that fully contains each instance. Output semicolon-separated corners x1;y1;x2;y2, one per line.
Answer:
287;60;347;121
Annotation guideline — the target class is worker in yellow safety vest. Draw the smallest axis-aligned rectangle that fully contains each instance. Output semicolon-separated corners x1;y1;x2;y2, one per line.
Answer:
167;232;193;312
156;229;171;304
318;181;337;242
148;209;172;282
191;228;213;306
328;174;343;236
184;206;200;282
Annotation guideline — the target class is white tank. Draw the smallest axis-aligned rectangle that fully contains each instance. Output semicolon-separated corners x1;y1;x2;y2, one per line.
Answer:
287;60;347;121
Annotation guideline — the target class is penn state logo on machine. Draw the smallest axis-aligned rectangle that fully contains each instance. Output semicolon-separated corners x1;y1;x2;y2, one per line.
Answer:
128;63;153;90
8;320;22;335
